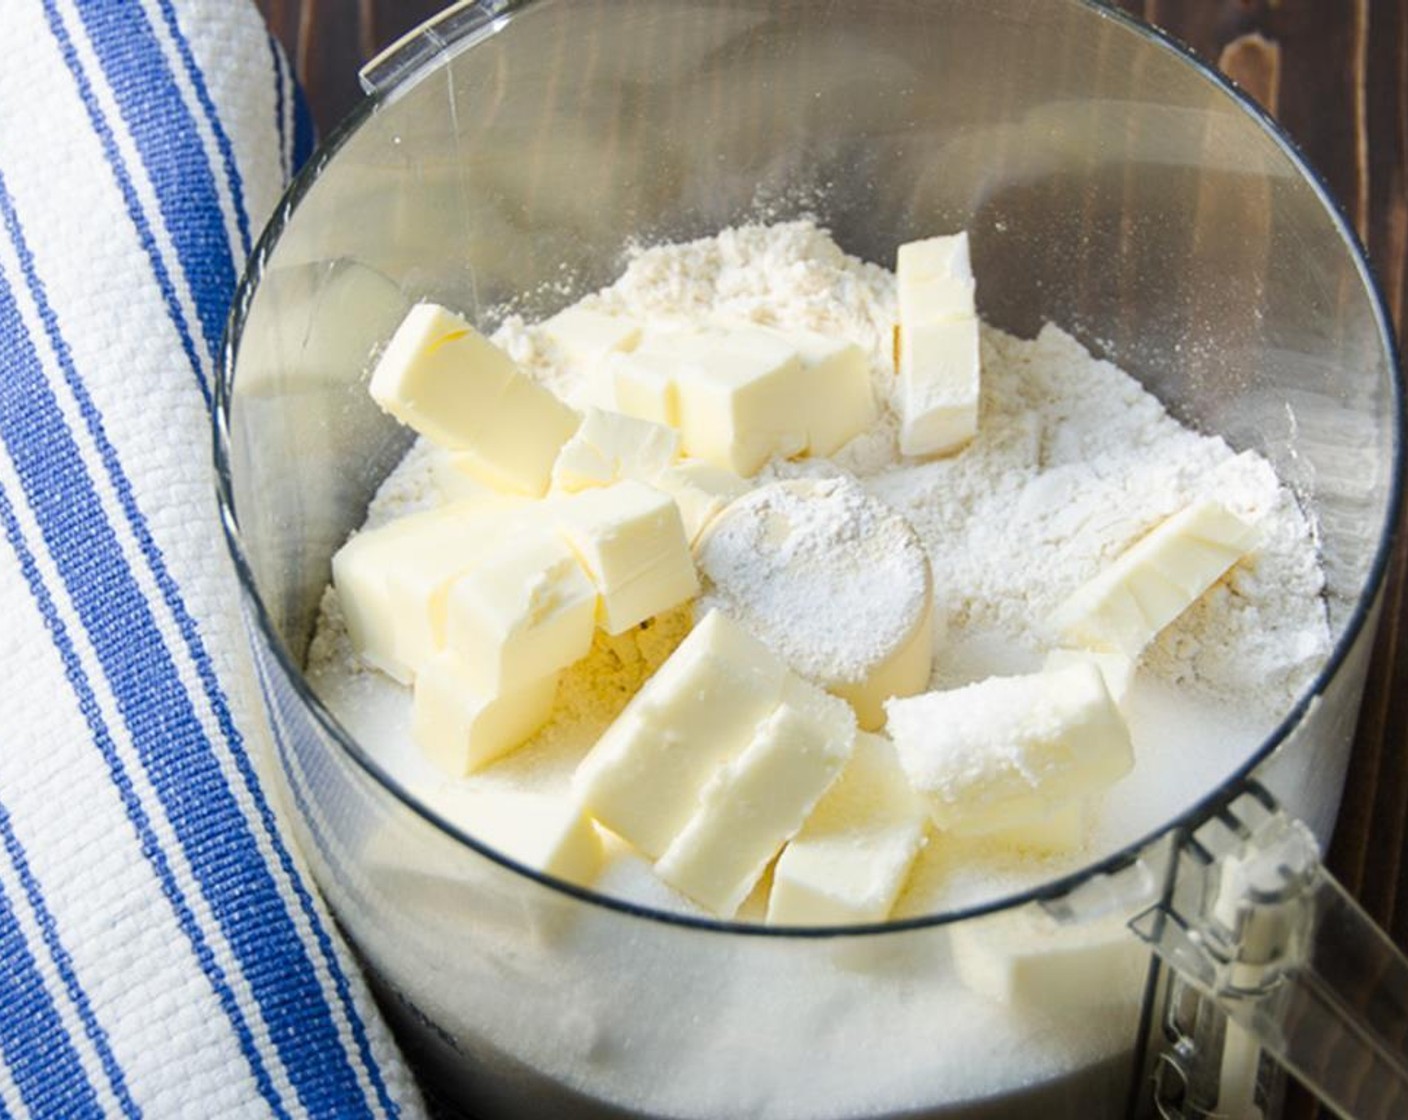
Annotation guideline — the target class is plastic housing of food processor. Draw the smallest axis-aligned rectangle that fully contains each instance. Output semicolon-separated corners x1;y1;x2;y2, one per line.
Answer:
216;2;1404;1117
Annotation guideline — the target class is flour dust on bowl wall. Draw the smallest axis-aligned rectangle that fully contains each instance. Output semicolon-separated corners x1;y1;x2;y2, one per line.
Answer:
217;2;1400;1119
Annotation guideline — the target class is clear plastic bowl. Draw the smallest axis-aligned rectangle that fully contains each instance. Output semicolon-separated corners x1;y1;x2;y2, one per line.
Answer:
216;2;1403;1117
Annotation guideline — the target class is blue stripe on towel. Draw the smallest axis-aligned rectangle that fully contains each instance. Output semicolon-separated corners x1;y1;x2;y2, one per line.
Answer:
0;867;101;1120
40;1;211;407
152;0;253;257
30;17;398;1113
0;184;373;1119
292;72;316;170
0;479;289;1120
0;258;288;1120
0;798;141;1119
70;1;236;367
250;664;402;1119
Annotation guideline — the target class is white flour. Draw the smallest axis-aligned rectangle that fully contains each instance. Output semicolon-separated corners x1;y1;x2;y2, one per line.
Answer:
304;220;1336;1120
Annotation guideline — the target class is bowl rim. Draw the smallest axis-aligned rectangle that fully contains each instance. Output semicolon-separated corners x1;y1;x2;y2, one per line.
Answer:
215;0;1406;939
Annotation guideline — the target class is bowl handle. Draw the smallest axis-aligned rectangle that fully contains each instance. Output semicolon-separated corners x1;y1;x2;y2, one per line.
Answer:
359;0;518;99
1129;783;1408;1119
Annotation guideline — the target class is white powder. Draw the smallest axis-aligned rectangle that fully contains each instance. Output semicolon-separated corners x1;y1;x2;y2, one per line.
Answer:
696;476;931;687
305;220;1336;1120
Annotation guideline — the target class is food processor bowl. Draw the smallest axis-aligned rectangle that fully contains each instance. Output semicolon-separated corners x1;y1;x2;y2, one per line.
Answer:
216;2;1403;1117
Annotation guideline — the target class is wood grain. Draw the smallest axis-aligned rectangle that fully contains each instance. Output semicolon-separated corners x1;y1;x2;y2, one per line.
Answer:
254;3;1408;1118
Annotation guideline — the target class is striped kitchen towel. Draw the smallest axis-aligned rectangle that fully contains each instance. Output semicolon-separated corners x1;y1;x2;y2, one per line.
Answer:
0;1;423;1116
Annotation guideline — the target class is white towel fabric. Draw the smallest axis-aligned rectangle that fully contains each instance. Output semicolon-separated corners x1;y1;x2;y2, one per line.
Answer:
0;1;424;1116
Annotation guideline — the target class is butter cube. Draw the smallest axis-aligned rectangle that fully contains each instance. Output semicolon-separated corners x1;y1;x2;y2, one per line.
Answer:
613;325;871;474
896;316;980;457
443;532;598;694
886;663;1133;836
428;448;496;502
368;302;580;495
420;787;604;888
541;307;642;365
412;652;559;775
382;502;530;675
1050;499;1261;657
550;407;680;493
554;480;699;635
672;329;808;476
655;678;855;917
610;349;682;426
950;906;1149;1010
330;515;427;683
782;327;876;456
768;732;928;926
331;500;517;682
651;458;750;544
574;610;788;858
896;232;981;458
984;801;1088;854
897;233;976;326
1042;648;1135;708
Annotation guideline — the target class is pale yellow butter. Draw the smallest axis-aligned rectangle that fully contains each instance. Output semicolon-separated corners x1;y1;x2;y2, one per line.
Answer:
896;316;981;457
554;480;699;635
671;328;809;476
412;651;559;776
573;610;788;858
950;905;1149;1010
541;307;642;365
1050;499;1261;657
549;407;680;493
729;322;874;457
443;531;598;694
612;324;872;475
1042;647;1135;708
368;302;580;495
427;448;495;502
609;348;682;426
651;458;750;545
896;233;976;325
895;233;981;457
767;732;928;926
382;502;531;675
655;677;856;917
419;786;604;888
330;499;519;682
983;801;1088;855
885;663;1133;836
785;327;876;457
329;514;430;684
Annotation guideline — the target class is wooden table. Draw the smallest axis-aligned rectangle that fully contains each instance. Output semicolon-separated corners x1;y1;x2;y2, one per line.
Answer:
255;3;1407;1118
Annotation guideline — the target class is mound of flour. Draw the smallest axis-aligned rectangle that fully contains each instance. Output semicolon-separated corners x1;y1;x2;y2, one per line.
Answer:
497;220;1327;710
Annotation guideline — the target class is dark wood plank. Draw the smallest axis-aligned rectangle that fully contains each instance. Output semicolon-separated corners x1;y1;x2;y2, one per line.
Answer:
253;4;1408;1118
